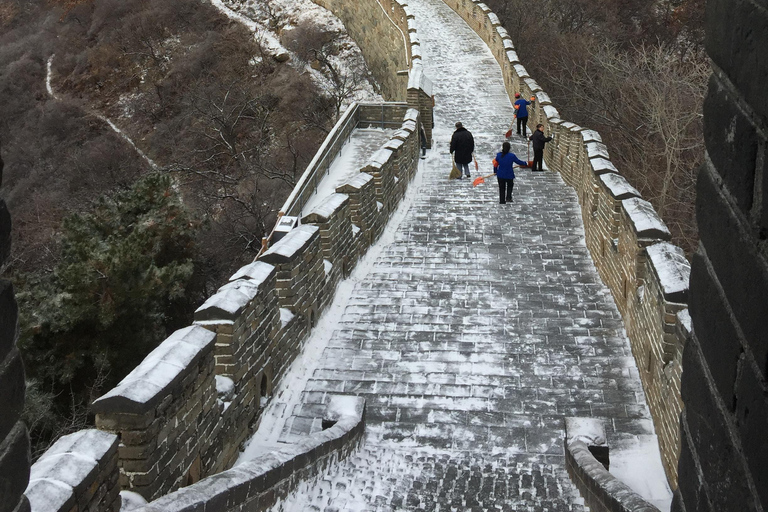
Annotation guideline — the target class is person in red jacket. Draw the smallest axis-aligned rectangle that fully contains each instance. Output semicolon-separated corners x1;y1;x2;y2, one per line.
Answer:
529;124;553;172
493;141;527;204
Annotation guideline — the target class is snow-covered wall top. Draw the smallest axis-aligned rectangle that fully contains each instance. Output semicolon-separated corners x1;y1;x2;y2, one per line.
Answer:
92;325;216;414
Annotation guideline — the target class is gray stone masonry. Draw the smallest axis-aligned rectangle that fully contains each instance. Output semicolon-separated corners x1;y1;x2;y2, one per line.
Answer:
0;141;30;512
92;326;218;500
260;225;325;326
131;396;366;512
302;193;353;292
25;429;120;512
673;0;768;508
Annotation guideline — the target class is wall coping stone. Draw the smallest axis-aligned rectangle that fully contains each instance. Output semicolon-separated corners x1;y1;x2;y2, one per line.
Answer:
600;173;641;200
26;429;118;512
591;157;619;175
587;142;610;159
369;148;394;169
581;129;603;142
260;225;320;264
385;138;406;151
407;65;434;96
646;243;691;303
543;105;560;119
524;77;542;92
194;279;263;322
513;64;529;78
623;198;672;240
92;326;216;414
336;172;374;193
302;193;350;224
229;261;276;284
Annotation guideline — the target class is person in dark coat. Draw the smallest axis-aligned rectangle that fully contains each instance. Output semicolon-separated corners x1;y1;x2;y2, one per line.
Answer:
513;92;533;137
529;124;553;172
450;122;475;179
493;141;527;204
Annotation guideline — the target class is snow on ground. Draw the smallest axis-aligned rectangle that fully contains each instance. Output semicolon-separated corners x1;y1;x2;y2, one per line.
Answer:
211;0;382;108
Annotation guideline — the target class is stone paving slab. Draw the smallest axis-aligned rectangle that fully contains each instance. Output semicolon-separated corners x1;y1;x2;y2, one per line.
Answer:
265;0;657;509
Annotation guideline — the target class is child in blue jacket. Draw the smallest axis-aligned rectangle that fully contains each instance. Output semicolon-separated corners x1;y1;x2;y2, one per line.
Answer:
493;141;528;204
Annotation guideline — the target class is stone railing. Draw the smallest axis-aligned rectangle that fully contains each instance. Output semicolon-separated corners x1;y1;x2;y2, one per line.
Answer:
278;102;414;223
132;396;365;512
440;0;691;490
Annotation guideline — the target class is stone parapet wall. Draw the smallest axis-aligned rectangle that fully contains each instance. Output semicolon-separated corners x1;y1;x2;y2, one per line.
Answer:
25;430;120;512
0;145;31;512
673;0;768;509
132;396;366;512
56;101;421;506
441;0;691;490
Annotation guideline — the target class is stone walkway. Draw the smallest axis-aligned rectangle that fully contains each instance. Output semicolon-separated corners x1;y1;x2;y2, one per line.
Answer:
263;0;656;510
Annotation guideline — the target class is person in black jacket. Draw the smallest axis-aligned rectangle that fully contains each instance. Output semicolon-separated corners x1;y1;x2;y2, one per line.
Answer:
529;124;553;172
450;122;475;179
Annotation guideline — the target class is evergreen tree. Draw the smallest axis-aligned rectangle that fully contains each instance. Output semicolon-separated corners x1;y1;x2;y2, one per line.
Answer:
17;172;200;456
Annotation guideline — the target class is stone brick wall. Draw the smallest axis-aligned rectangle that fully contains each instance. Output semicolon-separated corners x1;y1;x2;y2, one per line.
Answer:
673;0;768;509
441;0;691;490
25;430;120;512
0;142;31;512
131;396;366;512
91;326;219;500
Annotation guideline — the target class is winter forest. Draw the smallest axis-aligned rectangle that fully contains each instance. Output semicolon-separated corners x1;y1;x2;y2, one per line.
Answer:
0;0;705;459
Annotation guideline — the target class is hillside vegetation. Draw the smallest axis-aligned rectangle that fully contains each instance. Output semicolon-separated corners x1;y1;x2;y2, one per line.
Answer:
0;0;371;457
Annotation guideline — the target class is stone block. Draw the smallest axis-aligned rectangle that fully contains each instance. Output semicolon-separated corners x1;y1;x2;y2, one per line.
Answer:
0;199;10;264
696;164;768;379
0;280;18;363
705;0;768;121
0;349;25;442
0;422;30;512
689;252;742;403
734;360;768;507
681;339;756;511
703;74;757;213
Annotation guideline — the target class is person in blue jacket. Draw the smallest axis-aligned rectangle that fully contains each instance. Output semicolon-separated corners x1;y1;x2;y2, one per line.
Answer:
513;92;533;137
493;141;527;204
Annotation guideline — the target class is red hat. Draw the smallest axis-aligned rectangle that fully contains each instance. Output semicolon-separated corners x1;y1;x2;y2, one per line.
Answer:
514;92;520;98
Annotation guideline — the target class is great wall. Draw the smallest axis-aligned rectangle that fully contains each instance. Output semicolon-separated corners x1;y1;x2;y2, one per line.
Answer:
1;0;766;511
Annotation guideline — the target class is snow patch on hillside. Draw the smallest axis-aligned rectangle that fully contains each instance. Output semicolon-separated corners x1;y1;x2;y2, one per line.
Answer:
211;0;381;108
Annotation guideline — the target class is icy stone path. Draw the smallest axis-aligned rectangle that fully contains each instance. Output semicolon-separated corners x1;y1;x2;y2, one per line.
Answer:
264;0;659;510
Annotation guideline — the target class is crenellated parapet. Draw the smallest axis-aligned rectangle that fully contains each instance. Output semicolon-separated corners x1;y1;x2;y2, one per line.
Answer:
440;0;692;491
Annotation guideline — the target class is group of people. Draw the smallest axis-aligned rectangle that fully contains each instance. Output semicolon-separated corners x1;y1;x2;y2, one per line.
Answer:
449;100;553;204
